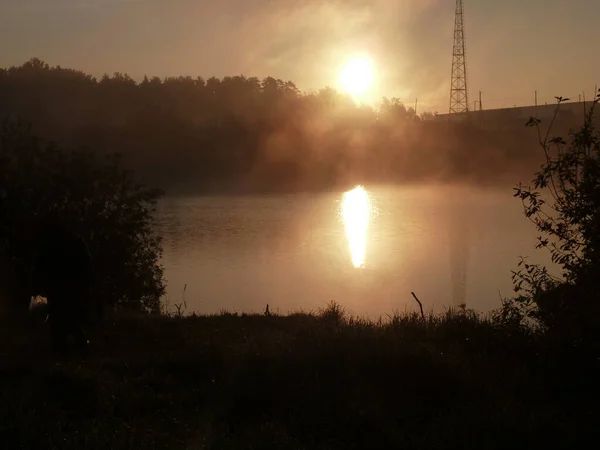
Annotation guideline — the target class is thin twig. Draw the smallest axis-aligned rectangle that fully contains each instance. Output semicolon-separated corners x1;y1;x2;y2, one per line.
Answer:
411;292;425;321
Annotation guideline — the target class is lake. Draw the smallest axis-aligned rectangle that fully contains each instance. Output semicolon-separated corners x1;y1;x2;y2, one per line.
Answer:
155;184;556;318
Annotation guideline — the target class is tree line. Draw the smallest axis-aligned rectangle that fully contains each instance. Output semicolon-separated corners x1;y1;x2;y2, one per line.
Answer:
0;58;545;193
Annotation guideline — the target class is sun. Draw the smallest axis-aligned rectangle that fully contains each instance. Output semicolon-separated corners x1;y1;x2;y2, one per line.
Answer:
339;55;375;100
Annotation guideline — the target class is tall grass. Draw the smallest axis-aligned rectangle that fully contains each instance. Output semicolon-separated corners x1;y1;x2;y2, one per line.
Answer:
0;303;596;449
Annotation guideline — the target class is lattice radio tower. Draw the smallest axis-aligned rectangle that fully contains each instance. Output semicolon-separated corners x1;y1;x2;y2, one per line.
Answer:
449;0;469;114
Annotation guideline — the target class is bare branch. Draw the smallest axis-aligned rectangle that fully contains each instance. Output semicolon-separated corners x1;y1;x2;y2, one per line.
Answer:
411;292;426;321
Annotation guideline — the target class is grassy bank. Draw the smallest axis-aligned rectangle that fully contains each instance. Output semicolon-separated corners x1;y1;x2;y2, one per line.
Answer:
0;304;597;449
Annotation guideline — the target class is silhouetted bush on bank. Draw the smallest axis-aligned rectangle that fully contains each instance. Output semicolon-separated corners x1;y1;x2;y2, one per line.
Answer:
0;120;165;315
508;92;600;351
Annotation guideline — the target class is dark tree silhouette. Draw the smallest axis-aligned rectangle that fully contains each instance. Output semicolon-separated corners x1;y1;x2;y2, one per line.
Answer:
0;58;558;194
0;119;165;316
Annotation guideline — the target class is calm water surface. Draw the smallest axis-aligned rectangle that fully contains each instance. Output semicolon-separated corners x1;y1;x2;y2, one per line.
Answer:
155;185;556;318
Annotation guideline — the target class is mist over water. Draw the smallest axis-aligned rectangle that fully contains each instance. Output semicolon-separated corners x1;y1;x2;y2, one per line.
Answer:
154;184;557;317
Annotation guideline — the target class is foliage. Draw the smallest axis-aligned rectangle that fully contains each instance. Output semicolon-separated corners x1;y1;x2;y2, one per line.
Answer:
511;91;600;340
0;119;165;314
1;306;597;449
0;58;548;193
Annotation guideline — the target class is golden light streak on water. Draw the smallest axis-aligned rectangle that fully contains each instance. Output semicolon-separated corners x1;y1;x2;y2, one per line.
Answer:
341;186;371;268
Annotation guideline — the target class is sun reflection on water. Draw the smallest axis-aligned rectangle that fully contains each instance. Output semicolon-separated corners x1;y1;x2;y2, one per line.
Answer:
341;186;371;268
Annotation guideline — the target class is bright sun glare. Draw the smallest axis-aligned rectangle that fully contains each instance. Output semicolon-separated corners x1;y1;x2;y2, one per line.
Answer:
341;186;371;268
339;56;374;100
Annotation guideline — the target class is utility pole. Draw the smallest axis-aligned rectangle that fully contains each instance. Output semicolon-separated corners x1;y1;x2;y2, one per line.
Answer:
478;90;483;126
449;0;469;114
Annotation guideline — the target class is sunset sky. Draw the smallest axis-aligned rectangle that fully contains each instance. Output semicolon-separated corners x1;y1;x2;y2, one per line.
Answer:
1;0;599;112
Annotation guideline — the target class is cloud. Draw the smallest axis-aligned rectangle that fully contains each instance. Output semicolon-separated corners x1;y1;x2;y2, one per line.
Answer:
235;0;449;104
1;0;453;108
1;0;145;14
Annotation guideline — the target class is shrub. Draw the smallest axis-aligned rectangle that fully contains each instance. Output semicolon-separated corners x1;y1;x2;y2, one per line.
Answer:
0;119;165;315
510;92;600;344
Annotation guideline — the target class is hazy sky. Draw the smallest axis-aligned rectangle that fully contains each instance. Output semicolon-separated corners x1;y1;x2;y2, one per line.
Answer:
1;0;599;112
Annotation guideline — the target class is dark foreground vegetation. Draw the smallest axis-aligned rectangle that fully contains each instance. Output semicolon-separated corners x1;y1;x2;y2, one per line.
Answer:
0;304;597;450
0;119;164;315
